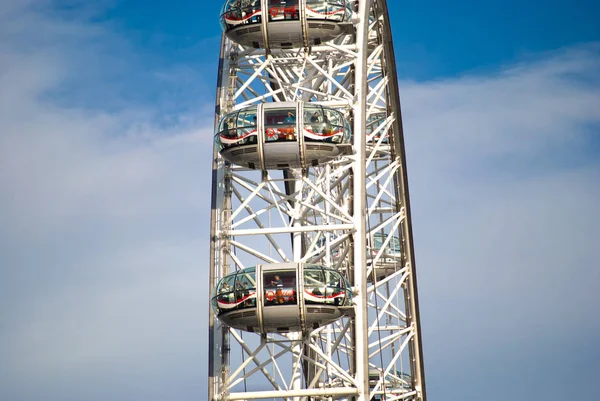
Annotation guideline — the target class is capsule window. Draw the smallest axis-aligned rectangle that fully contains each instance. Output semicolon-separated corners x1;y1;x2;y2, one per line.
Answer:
217;275;235;294
264;108;296;142
389;236;401;254
234;109;258;145
263;270;297;306
267;0;299;21
323;270;341;305
304;267;326;303
303;107;347;143
306;1;349;22
304;106;323;139
236;109;258;128
235;270;256;308
303;266;349;306
306;108;321;123
214;275;237;312
372;233;402;257
221;0;351;36
219;115;237;135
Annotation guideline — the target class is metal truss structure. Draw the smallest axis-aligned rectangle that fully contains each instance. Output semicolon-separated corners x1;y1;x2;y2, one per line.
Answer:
208;1;426;400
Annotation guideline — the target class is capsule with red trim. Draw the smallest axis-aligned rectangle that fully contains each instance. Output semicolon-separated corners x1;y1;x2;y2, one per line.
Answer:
211;263;353;333
220;0;353;49
215;102;352;170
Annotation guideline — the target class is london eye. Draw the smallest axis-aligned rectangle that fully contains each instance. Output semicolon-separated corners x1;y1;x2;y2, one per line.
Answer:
208;1;426;400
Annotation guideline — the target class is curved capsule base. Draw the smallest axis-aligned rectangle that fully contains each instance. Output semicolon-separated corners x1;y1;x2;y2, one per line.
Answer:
368;262;403;283
219;303;348;333
211;263;353;333
220;141;350;170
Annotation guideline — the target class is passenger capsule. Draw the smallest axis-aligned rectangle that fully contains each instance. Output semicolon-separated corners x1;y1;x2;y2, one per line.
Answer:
368;232;403;281
317;233;403;282
220;0;353;48
215;102;352;170
211;263;353;333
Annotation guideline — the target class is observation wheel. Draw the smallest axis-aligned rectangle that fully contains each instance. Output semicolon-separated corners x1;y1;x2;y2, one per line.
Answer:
208;1;427;400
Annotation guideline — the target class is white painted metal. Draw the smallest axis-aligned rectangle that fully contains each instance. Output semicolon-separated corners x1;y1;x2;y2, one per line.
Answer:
208;1;426;400
353;0;369;399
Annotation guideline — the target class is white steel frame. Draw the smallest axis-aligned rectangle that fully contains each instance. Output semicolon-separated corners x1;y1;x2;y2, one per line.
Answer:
208;1;426;400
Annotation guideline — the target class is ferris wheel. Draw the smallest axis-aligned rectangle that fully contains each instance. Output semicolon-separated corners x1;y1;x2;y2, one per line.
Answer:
208;1;427;400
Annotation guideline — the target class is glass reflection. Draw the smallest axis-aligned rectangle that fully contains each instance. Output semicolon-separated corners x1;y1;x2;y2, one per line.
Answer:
214;104;351;151
215;107;259;150
212;268;257;315
304;265;350;306
265;108;296;142
263;270;297;306
211;265;351;316
220;1;351;32
303;106;350;143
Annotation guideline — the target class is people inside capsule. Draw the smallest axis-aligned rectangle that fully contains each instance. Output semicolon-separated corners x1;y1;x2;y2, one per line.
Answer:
213;268;257;311
212;265;351;316
283;111;295;124
303;266;348;306
220;0;351;31
265;271;295;305
321;114;332;135
215;104;350;151
215;107;258;148
270;274;283;286
269;274;284;305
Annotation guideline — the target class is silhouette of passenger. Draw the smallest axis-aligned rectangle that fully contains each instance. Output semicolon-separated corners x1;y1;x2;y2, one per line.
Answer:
283;112;295;124
270;275;283;286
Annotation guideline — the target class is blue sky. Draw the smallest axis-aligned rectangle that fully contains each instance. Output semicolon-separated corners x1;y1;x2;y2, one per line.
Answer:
0;1;599;400
99;0;600;79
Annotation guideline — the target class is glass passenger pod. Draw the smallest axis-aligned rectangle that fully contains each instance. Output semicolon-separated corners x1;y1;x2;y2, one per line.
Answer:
220;0;352;48
214;102;352;170
211;263;353;333
315;234;344;261
371;232;401;262
367;232;403;281
369;369;413;396
366;112;390;144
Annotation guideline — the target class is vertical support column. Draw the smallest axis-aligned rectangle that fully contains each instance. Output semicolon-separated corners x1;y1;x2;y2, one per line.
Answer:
352;1;371;400
291;169;303;401
376;0;428;398
325;164;332;266
299;0;309;49
209;35;228;401
208;148;219;401
218;167;233;400
260;0;271;54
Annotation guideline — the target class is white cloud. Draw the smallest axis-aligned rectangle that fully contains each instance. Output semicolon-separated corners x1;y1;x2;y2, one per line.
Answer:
0;4;213;400
402;44;600;170
399;45;600;399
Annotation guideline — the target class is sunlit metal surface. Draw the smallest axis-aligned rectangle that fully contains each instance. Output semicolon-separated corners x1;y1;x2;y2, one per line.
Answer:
208;1;427;400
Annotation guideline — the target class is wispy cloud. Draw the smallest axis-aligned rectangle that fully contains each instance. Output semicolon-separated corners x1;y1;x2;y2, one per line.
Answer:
0;2;598;401
401;45;600;399
402;44;600;174
1;4;212;400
